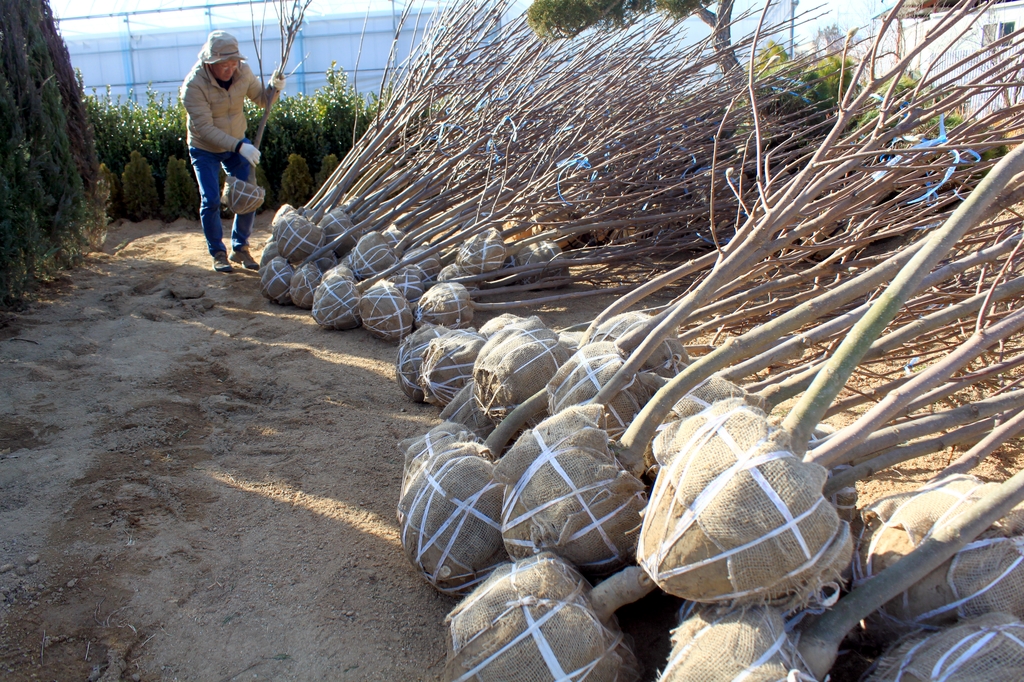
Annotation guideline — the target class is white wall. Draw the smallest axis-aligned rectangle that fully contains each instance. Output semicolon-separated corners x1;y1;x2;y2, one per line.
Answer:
61;7;435;100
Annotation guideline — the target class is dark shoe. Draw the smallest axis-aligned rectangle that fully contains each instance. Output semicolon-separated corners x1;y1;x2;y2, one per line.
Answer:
212;251;233;273
230;246;259;270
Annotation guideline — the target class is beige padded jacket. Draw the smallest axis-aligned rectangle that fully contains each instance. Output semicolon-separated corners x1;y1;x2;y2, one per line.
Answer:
181;60;271;153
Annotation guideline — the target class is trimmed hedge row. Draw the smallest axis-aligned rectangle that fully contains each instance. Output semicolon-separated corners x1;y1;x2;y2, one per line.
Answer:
86;64;373;220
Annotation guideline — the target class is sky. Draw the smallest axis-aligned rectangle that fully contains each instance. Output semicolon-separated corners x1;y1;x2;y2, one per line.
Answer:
49;0;896;44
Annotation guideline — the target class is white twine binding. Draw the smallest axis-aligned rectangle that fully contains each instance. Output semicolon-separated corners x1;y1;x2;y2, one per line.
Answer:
640;403;841;600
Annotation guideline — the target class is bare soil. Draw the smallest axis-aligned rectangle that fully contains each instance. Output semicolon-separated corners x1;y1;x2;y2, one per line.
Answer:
1;216;1020;681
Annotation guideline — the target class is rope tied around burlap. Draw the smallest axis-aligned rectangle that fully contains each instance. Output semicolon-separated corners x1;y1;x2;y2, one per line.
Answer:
277;212;324;262
474;323;570;422
445;553;637;682
359;280;412;342
260;257;294;305
441;381;496;440
495;405;646;575
546;342;658;440
399;440;507;595
660;606;814;682
289;262;322;309
456;228;507;275
419;329;485;407
350;232;399;280
869;614;1024;682
638;399;851;605
417;282;475;329
311;274;360;329
221;175;265;215
855;475;1024;629
397;325;448;402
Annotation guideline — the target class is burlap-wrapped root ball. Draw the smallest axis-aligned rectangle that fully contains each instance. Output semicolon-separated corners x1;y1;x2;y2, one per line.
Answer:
381;225;405;253
260;257;294;305
349;232;398;280
359;281;413;343
221;175;265;215
405;246;442;281
416;282;474;329
661;606;810;681
259;239;280;268
473;317;571;422
638;398;852;605
649;376;771;474
440;381;495;441
277;211;324;262
477;313;527;337
854;474;1024;630
667;375;766;422
270;203;295;240
318;207;357;255
546;342;661;440
398;438;507;595
494;405;647;576
590;311;688;377
868;613;1024;682
444;553;640;682
388;264;426;304
419;329;485;407
437;263;476;286
312;273;360;330
289;262;322;310
399;421;479;496
396;324;448;402
456;228;506;275
513;240;567;283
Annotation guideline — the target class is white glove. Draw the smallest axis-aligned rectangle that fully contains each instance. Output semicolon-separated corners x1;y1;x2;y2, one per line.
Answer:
270;72;286;91
239;142;261;166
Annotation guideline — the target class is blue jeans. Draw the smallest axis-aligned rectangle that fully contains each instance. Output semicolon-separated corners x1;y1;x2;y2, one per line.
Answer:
189;141;256;256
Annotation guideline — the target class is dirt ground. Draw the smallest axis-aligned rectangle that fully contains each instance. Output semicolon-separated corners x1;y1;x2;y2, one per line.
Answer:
1;216;1021;681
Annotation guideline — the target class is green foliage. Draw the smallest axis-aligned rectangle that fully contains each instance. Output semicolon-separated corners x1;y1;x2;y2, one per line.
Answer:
755;40;790;75
121;151;159;221
0;0;102;305
279;153;313;207
803;55;856;109
254;164;274;211
85;88;189;200
245;64;370;197
162;155;198;221
98;163;123;222
315;153;339;188
526;0;704;40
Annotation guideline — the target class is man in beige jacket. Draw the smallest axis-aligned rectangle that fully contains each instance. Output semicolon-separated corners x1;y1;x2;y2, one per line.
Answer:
181;31;284;272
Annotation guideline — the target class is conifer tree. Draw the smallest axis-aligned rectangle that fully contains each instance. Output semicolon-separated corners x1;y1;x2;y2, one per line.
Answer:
1;0;102;303
98;163;124;221
315;153;339;188
162;155;198;221
279;153;313;207
121;150;159;221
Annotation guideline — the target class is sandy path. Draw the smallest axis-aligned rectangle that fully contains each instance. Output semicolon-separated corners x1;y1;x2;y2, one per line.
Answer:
0;217;683;681
0;217;469;681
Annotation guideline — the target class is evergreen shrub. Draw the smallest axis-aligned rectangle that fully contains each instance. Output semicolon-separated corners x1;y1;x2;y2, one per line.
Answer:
280;153;313;207
1;0;103;305
121;151;159;221
315;153;339;188
163;155;198;220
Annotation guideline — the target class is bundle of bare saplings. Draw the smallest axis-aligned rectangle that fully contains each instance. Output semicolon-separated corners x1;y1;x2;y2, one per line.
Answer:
376;1;1024;679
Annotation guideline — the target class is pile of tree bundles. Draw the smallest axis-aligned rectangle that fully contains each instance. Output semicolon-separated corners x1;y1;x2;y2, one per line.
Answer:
384;1;1024;678
259;1;932;339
